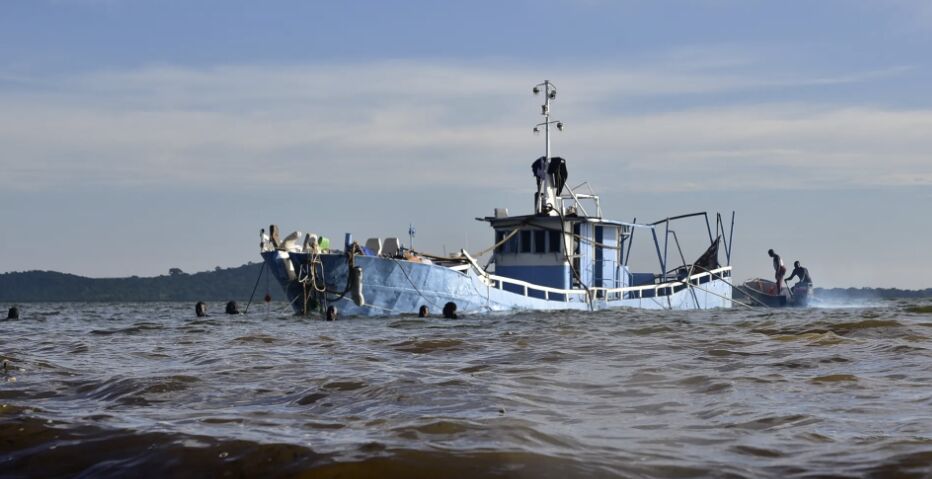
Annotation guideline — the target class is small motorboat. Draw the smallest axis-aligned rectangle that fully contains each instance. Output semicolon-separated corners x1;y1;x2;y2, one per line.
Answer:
734;278;811;307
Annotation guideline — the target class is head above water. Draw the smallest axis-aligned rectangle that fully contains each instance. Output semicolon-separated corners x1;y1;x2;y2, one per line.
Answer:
418;305;429;318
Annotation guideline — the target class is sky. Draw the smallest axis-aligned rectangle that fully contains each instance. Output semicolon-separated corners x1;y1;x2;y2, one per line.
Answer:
1;0;931;288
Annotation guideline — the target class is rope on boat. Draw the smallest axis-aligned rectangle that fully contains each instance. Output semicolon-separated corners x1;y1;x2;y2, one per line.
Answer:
471;226;523;258
553;206;594;311
243;262;266;314
281;288;304;314
647;295;669;310
412;225;525;262
298;253;328;293
298;253;331;317
676;277;755;309
685;264;701;309
264;258;273;318
524;219;630;251
693;265;770;308
322;243;362;303
390;257;442;309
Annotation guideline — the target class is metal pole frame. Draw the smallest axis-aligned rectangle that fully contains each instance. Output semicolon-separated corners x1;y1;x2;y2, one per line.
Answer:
662;219;670;282
623;217;636;268
651;228;665;281
650;213;712;241
728;211;736;266
533;80;562;214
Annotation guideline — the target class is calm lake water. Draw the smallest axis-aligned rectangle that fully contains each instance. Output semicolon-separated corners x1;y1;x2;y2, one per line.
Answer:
1;302;931;478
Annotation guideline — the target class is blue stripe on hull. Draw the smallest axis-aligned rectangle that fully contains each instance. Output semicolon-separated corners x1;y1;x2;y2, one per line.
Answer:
262;252;733;317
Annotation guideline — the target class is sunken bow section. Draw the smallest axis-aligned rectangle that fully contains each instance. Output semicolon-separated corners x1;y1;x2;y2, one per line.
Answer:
259;80;736;318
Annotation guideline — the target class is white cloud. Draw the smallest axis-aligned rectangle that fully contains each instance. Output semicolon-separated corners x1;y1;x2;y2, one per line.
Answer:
0;60;928;193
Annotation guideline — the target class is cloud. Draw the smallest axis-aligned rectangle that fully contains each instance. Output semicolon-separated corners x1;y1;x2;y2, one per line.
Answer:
0;60;927;194
564;104;932;192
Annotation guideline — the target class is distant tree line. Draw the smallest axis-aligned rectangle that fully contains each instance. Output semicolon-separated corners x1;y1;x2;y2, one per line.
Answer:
1;265;929;302
0;263;285;302
814;287;932;301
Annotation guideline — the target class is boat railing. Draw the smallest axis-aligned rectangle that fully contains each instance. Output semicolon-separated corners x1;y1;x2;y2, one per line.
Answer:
592;266;732;297
482;266;732;302
557;181;602;218
485;273;588;301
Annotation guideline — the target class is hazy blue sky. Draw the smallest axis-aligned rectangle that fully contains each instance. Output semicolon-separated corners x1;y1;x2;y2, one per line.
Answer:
1;0;930;287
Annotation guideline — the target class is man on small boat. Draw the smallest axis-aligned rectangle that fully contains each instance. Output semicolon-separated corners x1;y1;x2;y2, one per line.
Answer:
768;249;786;295
786;261;813;293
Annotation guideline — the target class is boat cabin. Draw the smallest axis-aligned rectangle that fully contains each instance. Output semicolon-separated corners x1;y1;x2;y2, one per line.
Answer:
483;210;634;300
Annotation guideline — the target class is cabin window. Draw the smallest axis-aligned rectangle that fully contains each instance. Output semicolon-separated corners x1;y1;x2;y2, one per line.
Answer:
572;223;581;286
520;230;532;253
534;230;546;253
548;230;561;253
507;234;518;253
595;226;604;261
573;223;581;255
495;231;505;253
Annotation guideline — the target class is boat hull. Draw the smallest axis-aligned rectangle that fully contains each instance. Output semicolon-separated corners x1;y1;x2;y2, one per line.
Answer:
263;251;733;317
734;279;810;308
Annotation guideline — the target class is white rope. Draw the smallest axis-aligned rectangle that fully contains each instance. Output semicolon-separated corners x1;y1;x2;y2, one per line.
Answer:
391;258;442;310
677;278;755;309
695;266;770;308
471;226;522;257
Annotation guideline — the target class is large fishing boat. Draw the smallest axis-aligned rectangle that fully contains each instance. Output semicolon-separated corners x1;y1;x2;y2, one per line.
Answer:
260;81;736;317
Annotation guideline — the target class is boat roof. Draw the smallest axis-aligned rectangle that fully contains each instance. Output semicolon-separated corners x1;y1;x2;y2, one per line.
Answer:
477;213;656;229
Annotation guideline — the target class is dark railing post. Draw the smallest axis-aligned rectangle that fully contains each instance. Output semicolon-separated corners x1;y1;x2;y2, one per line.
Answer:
650;227;664;280
728;211;736;265
703;212;713;244
662;219;670;282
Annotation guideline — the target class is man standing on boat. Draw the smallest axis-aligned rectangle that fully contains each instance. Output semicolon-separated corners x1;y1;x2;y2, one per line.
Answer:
786;261;813;293
768;249;787;294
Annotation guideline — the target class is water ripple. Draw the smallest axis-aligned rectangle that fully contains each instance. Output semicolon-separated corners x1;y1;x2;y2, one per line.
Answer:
0;301;930;477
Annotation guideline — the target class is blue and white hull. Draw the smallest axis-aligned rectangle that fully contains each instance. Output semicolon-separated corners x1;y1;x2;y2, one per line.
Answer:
263;251;733;317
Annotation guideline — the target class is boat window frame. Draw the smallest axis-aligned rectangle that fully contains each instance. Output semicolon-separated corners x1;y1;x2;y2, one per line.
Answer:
520;230;532;253
534;230;546;253
548;229;562;253
508;232;519;254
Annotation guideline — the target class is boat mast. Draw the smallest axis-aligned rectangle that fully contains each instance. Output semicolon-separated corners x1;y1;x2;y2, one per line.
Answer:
533;80;563;215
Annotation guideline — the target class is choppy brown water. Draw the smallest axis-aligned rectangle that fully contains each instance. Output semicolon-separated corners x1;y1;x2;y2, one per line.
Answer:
1;302;931;478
